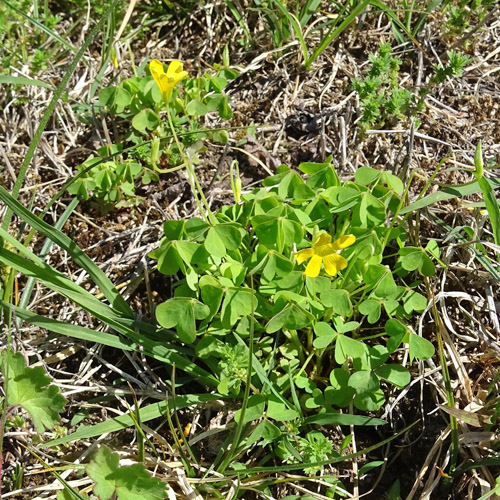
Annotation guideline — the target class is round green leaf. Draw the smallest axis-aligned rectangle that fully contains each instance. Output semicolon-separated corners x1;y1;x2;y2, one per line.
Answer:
375;364;410;389
132;108;159;132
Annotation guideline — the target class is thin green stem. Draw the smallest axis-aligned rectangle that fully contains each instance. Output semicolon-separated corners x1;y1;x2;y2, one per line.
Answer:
218;273;256;473
165;106;216;225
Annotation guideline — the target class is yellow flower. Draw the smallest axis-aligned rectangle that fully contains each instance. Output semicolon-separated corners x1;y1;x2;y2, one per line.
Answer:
150;59;188;103
295;233;356;278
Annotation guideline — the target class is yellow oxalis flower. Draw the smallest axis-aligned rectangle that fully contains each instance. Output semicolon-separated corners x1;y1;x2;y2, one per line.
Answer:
150;59;188;103
295;233;356;278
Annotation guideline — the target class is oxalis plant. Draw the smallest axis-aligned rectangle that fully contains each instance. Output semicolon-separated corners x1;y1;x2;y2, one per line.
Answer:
69;55;235;213
151;153;437;471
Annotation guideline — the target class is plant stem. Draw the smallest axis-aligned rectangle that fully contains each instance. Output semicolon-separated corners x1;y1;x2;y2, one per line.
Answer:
165;106;216;225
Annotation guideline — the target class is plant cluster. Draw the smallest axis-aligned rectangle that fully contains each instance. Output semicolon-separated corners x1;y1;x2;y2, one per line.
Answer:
431;49;473;84
352;43;424;130
352;43;474;131
442;0;497;36
150;159;436;468
69;57;237;212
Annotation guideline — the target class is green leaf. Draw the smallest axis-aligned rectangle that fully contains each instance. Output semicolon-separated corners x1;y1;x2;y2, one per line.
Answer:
355;166;381;186
352;192;386;227
267;396;300;421
219;97;233;120
114;86;133;113
86;446;168;500
320;289;352;316
334;317;360;333
132;108;159;132
408;333;434;362
221;287;253;328
372;272;397;299
348;370;380;394
375;364;410;389
353;388;385;411
402;290;427;314
358;299;381;324
0;349;65;432
335;335;366;364
313;322;338;349
252;212;303;252
186;99;209;117
199;276;224;321
163;220;185;240
262;251;293;281
185;217;210;239
235;394;266;424
156;297;210;343
326;368;355;407
385;319;407;353
266;302;314;333
245;420;281;447
204;223;243;258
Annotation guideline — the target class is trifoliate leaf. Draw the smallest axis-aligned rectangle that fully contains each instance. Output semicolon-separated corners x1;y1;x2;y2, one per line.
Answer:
156;297;209;343
0;349;66;432
87;446;168;500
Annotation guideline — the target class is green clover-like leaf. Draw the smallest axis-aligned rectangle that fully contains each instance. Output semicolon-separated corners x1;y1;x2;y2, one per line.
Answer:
375;364;410;389
204;223;242;258
407;332;434;362
156;297;210;343
334;335;366;364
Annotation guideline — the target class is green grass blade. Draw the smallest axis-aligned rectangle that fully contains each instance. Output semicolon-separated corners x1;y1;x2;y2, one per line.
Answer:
412;0;442;37
218;276;256;472
3;302;135;351
0;186;132;316
426;213;500;282
299;0;322;27
475;142;500;247
306;0;370;69
0;235;216;384
220;420;419;475
17;197;79;326
400;177;500;214
0;75;54;89
43;394;224;448
224;0;253;46
271;0;308;64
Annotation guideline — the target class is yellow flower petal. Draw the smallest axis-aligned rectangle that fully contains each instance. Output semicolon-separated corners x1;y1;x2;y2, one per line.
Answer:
167;60;188;85
313;233;332;247
295;247;314;265
323;253;347;276
167;60;183;75
150;59;169;100
150;59;188;103
305;254;322;277
331;235;356;250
